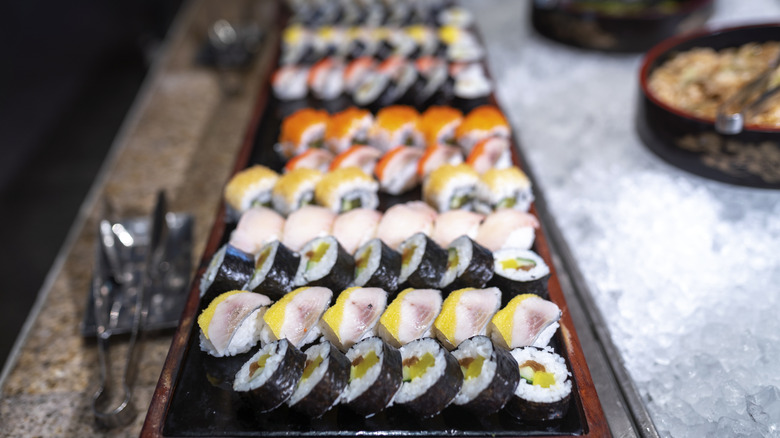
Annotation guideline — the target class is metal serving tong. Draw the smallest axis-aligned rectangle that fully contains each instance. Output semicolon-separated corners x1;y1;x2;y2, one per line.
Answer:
716;53;780;135
91;191;169;428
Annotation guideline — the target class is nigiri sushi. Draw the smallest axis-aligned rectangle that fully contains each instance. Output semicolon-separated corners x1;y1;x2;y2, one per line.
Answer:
307;58;346;101
466;137;512;175
475;209;539;252
331;208;382;255
229;206;285;255
375;145;424;195
433;287;502;350
284;148;334;173
278;108;330;159
281;205;336;252
320;286;388;352
329;145;382;175
272;168;324;217
272;65;310;101
261;286;333;347
430;209;484;248
377;288;442;348
375;201;437;249
224;165;279;216
198;290;272;357
489;294;562;350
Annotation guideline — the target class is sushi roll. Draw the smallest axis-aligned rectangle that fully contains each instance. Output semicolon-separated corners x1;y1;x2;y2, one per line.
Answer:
281;205;336;252
398;232;449;290
272;168;324;217
413;56;454;109
344;56;377;94
374;145;424;195
283;148;334;173
307;57;347;103
423;163;480;212
224;165;279;217
233;338;306;413
228;207;286;255
331;208;382;255
369;105;423;152
377;57;423;107
377;288;442;348
329;144;382;175
287;340;351;418
433;287;502;350
452;63;493;111
439;26;484;63
314;166;379;213
199;244;255;304
417;144;464;179
439;236;494;291
280;23;314;65
475;209;539;252
243;240;300;300
261;286;333;347
342;337;403;417
491;249;551;302
437;6;474;28
272;65;310;101
198;290;271;357
451;335;520;415
353;238;401;292
277;108;330;159
294;235;355;292
488;294;562;350
420;105;463;147
325;107;374;154
476;166;534;213
375;201;438;250
311;27;346;60
430;209;484;248
466;137;512;175
394;338;463;417
506;346;572;422
403;25;440;58
352;70;392;112
455;105;511;155
320;286;388;351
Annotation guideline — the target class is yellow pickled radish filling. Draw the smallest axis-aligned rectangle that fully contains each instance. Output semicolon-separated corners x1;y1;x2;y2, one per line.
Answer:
302;355;324;382
402;352;436;383
354;246;372;277
350;350;379;382
490;294;536;346
197;290;244;340
256;245;272;269
458;355;485;380
305;241;330;271
401;244;416;269
446;248;459;273
519;360;555;388
500;257;536;272
249;353;271;379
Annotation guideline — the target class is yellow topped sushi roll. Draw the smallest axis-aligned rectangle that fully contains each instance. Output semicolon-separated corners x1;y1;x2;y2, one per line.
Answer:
262;286;333;348
370;105;423;152
423;163;480;212
224;165;280;215
477;166;534;212
455;106;511;154
420;106;463;147
433;287;501;350
198;290;272;357
320;286;387;352
325;107;374;154
272;167;323;216
314;166;379;213
278;108;330;159
378;288;442;348
489;294;561;350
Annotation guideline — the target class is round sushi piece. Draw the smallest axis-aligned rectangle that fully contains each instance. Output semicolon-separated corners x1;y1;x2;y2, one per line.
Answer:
437;6;474;28
375;145;424;195
491;249;551;302
277;108;330;159
417;144;464;179
234;338;306;413
466;137;512;176
398;232;449;290
413;57;454;109
272;167;324;217
489;294;562;350
329;144;382;176
455;106;511;155
224;165;279;217
295;235;355;292
199;244;255;305
423;163;480;212
353;238;401;292
352;70;392;112
307;57;346;102
430;209;484;248
506;346;572;422
325;107;374;154
272;65;310;101
261;286;333;348
319;286;388;351
198;290;272;357
476;209;539;252
342;337;403;417
433;287;502;350
243;240;300;300
476;166;534;213
452;63;493;112
331;208;382;255
283;148;334;173
451;335;520;415
440;27;484;63
439;235;494;291
404;25;440;58
375;201;438;250
229;206;285;255
377;288;442;348
394;338;463;417
344;57;377;94
314;166;379;213
287;340;351;418
380;59;422;107
281;205;336;252
369;105;423;152
280;23;313;65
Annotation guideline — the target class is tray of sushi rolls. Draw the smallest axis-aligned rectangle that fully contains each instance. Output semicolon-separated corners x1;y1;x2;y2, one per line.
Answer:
143;0;609;436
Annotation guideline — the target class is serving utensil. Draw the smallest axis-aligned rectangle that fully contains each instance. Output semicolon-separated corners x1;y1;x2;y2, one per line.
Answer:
716;53;780;134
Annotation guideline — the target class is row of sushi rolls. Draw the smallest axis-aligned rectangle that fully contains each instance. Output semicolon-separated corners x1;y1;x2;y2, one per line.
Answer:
195;0;572;427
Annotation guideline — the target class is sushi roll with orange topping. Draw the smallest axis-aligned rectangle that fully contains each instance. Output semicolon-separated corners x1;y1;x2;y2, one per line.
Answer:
420;105;463;147
477;166;534;213
329;145;382;175
278;108;330;159
325;107;374;154
423;163;480;212
370;105;423;151
417;144;464;179
272;167;324;216
314;166;379;213
375;145;424;195
224;165;279;216
455;106;511;154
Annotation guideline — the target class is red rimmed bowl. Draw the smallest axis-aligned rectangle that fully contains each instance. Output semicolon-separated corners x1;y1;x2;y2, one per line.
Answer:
531;0;714;52
637;22;780;189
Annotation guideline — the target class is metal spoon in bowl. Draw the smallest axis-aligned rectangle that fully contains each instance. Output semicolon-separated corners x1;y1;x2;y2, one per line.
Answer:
716;52;780;135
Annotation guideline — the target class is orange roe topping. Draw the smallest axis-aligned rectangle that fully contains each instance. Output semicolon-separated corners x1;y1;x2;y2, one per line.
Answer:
420;106;463;147
455;105;509;139
279;108;330;145
374;105;420;133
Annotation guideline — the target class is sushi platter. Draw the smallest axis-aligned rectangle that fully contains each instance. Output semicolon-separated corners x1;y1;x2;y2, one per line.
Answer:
144;1;609;436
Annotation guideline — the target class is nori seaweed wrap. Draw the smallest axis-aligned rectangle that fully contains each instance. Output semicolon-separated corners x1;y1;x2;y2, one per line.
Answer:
506;346;572;423
394;338;463;417
398;232;448;290
233;338;306;413
439;235;494;293
342;337;402;417
199;243;254;306
287;341;350;418
294;236;355;293
244;240;300;300
353;238;401;294
451;335;520;415
490;248;551;303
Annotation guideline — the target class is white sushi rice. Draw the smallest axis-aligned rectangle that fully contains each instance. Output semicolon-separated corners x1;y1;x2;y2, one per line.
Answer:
200;307;266;357
294;236;339;286
452;336;498;405
323;180;379;213
398;233;427;284
244;241;278;291
493;249;549;281
353;239;381;286
429;174;478;212
509;347;571;404
393;339;447;404
233;341;287;392
476;178;533;214
439;236;473;287
342;338;386;404
371;121;423;152
273;66;309;101
200;244;226;297
287;342;331;407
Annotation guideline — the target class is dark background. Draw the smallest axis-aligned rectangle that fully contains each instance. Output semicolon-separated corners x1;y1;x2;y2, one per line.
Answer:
0;0;183;371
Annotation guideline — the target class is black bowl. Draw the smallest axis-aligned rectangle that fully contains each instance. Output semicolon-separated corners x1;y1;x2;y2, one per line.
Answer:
531;0;714;52
637;22;780;189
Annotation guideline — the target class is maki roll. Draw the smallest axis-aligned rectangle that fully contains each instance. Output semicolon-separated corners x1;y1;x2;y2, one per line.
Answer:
378;57;423;107
283;148;334;173
228;206;285;255
403;25;440;58
476;166;534;213
437;6;474;28
320;286;388;351
198;291;271;357
287;341;351;418
344;57;377;95
224;165;279;217
455;105;511;155
325;107;374;154
398;232;449;290
272;167;324;216
375;201;438;250
506;346;572;422
433;287;502;350
261;286;333;347
199;244;255;304
277;108;330;159
377;288;442;348
452;63;493;112
329;144;382;175
375;145;424;195
430;209;484;248
420;105;463;147
439;26;484;63
413;56;454;109
243;240;300;300
451;335;520;415
369;105;423;152
439;235;494;291
423;163;480;212
307;58;347;105
281;205;336;252
331;208;382;255
466;137;512;175
352;70;392;112
272;65;310;101
295;235;355;292
475;209;539;252
491;249;551;301
353;238;401;292
489;294;562;350
394;338;463;417
417;144;464;179
233;338;306;413
314;166;379;213
342;337;403;417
